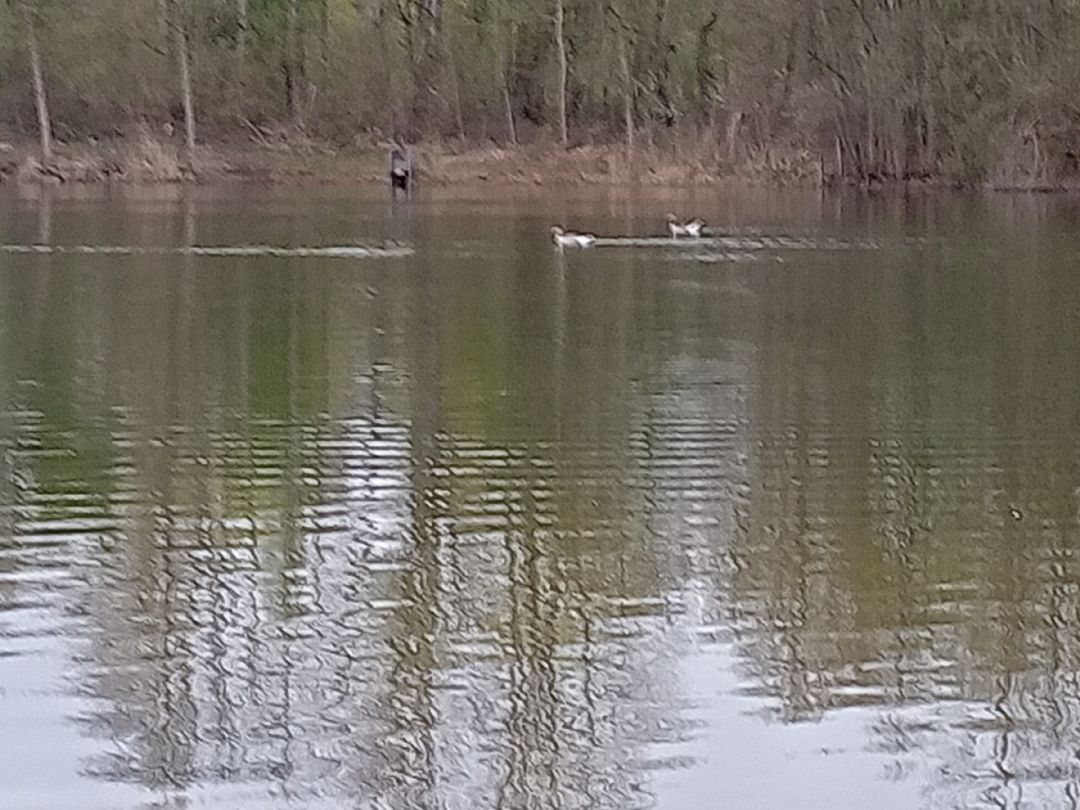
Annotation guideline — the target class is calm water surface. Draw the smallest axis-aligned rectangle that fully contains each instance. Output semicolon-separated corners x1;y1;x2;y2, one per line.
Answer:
2;187;1080;809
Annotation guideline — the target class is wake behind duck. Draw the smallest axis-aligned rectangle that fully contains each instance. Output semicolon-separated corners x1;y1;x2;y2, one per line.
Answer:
550;226;597;248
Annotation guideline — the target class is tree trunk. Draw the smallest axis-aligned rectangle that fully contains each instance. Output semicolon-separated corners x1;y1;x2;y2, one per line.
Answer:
695;13;717;120
725;110;741;162
1032;125;1043;185
172;0;196;157
286;0;303;125
554;0;568;146
618;24;634;159
499;22;517;145
412;0;443;134
22;1;53;161
449;52;466;141
866;106;875;176
503;77;517;145
374;1;398;138
319;0;330;72
236;0;248;61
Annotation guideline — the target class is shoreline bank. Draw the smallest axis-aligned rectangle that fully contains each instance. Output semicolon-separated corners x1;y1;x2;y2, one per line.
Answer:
0;137;1075;193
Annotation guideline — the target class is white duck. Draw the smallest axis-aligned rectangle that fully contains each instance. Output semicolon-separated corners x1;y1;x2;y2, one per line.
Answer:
665;213;706;239
551;226;597;248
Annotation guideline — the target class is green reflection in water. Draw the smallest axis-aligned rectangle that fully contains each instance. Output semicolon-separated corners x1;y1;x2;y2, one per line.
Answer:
2;190;1080;809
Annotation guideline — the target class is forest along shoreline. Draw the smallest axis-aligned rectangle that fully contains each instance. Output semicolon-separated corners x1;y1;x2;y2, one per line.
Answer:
6;2;1080;192
1;136;1075;191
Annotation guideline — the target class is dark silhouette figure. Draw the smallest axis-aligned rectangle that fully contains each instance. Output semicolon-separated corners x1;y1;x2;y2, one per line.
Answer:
390;146;413;196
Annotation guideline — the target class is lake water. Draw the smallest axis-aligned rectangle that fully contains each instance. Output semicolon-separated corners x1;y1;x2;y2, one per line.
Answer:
2;186;1080;810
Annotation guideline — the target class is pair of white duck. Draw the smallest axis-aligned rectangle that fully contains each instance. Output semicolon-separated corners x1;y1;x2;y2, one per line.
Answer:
550;213;706;248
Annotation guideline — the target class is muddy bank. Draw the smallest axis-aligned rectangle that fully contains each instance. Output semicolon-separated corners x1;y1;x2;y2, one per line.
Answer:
0;136;1074;191
0;136;830;188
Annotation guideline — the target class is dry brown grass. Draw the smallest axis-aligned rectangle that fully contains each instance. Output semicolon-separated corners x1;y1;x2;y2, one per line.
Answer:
0;131;987;189
414;134;827;187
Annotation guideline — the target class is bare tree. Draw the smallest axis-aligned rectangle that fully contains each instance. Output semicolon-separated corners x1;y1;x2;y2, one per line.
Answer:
3;0;1080;186
608;4;634;158
554;0;568;146
170;0;196;156
285;0;303;124
318;0;330;73
411;0;443;134
501;49;517;145
236;0;248;61
19;0;53;161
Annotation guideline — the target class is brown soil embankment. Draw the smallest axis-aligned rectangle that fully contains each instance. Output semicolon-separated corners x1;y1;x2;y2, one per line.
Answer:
0;136;826;188
0;136;1072;191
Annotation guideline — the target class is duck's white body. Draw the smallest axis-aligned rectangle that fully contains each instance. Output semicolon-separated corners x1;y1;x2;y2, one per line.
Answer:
666;215;706;239
551;227;597;248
